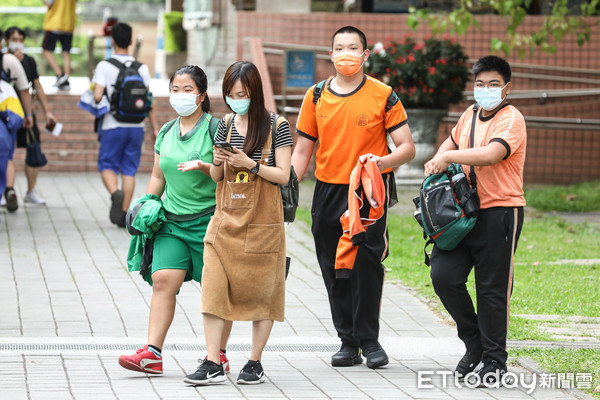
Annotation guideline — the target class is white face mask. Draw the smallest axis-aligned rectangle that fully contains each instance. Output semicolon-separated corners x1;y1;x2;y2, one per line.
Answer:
473;83;508;111
8;42;24;53
169;93;200;117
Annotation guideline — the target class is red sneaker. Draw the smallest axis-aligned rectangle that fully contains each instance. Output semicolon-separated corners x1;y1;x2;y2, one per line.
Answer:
118;345;163;374
203;351;230;374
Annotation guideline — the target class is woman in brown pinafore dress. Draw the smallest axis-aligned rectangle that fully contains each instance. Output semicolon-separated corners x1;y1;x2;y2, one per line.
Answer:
183;61;292;386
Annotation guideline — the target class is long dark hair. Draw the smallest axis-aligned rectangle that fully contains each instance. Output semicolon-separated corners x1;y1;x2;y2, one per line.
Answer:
222;61;270;156
169;65;210;113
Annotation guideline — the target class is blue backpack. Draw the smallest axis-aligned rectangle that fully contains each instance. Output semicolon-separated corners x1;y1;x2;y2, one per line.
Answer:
107;58;150;123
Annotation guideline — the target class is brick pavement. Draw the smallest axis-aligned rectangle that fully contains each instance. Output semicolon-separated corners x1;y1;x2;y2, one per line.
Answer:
0;173;586;399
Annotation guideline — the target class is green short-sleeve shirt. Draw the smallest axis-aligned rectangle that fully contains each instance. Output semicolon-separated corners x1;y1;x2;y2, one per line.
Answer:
155;115;217;215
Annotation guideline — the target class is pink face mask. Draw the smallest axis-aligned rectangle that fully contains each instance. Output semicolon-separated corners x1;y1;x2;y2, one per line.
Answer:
333;51;365;76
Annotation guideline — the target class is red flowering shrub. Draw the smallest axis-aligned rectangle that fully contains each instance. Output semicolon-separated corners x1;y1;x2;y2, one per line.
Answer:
365;37;470;109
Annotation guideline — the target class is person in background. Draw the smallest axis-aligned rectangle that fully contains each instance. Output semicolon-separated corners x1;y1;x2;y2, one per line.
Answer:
0;78;25;219
92;22;159;227
42;0;77;91
183;61;292;386
5;26;58;205
292;26;415;370
118;65;232;375
0;29;34;212
424;55;526;385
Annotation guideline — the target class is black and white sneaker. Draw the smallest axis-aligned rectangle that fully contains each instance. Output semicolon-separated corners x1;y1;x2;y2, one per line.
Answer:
236;360;266;385
469;360;508;387
54;73;69;87
183;359;226;385
454;349;482;380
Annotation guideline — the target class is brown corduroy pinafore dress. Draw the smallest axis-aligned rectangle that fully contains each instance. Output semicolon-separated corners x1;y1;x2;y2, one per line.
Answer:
201;126;286;322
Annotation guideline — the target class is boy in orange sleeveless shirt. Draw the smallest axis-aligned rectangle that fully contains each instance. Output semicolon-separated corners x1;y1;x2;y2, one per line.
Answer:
425;56;526;386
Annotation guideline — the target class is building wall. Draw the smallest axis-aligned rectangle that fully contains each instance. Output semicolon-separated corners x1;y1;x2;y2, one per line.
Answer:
235;12;600;184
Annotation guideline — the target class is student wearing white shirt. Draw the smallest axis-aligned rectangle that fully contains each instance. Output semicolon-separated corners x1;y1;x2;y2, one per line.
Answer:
92;22;158;227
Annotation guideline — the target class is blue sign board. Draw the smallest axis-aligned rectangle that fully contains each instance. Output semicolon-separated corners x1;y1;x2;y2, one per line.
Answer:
285;50;315;88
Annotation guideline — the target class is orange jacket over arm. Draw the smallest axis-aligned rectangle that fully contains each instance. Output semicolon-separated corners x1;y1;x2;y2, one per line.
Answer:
335;156;385;279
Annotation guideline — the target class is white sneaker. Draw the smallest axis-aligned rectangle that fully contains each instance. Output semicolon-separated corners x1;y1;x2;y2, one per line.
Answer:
24;190;46;205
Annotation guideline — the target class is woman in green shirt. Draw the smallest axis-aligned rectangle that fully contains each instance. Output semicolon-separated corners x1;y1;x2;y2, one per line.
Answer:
118;65;233;375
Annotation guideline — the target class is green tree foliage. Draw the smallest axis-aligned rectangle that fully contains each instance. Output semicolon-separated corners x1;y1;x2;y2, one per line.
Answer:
407;0;600;58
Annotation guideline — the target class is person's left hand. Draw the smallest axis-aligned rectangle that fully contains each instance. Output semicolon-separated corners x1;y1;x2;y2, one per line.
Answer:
218;146;253;169
360;153;386;172
178;160;207;172
45;111;57;127
23;116;34;129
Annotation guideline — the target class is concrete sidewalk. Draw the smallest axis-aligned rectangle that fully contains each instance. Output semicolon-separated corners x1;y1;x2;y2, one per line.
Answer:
0;173;584;399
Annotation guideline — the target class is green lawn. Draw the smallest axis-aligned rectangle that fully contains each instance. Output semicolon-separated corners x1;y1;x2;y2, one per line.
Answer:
294;181;600;397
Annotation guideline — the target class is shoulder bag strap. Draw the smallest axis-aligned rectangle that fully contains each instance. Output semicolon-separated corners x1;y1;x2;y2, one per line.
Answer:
224;113;234;142
468;104;479;189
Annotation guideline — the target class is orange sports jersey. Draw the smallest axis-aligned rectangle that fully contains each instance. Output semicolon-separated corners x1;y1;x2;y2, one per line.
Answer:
451;104;527;209
296;75;408;184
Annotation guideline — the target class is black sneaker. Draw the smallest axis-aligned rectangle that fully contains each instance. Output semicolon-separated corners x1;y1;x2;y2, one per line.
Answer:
454;349;482;380
469;360;508;387
361;341;389;369
58;80;71;92
183;359;226;385
110;190;124;225
4;187;18;212
331;343;362;367
236;360;266;385
117;210;127;228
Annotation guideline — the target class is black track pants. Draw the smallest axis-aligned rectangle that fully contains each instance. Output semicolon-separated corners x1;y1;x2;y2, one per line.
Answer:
430;206;524;369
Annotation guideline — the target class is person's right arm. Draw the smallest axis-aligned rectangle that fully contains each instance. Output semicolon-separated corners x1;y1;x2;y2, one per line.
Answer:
291;136;315;181
424;137;459;176
146;154;166;196
3;54;33;128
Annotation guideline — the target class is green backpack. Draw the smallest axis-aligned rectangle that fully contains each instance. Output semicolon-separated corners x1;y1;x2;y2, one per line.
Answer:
414;104;481;265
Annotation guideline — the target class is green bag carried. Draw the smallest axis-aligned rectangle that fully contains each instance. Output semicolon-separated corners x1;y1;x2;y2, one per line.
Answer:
414;104;480;265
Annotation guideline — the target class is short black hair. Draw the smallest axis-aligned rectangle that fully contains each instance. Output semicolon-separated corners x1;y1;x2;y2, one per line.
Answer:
473;56;511;83
5;26;26;40
331;26;367;51
111;22;132;49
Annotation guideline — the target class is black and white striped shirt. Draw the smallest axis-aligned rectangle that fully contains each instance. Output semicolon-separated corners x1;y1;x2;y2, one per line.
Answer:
215;114;294;167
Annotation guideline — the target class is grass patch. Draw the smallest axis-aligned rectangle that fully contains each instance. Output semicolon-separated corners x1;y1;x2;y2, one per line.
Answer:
517;215;600;263
509;348;600;398
294;180;600;340
525;181;600;212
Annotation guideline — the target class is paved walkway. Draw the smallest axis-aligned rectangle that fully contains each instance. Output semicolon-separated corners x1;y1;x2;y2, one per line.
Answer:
0;173;587;399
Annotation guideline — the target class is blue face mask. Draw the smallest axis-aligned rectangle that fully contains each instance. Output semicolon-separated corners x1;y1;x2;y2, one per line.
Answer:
170;93;200;117
473;84;508;111
226;97;251;116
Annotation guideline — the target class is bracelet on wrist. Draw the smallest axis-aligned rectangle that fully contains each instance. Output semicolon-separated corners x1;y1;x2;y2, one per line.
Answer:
25;113;33;117
212;161;223;167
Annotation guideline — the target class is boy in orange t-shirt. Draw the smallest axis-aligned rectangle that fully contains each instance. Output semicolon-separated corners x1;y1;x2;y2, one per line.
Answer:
293;26;415;370
424;56;526;385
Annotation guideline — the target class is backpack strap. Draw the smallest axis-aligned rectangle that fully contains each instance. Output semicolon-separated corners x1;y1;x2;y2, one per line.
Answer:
468;104;479;189
312;79;328;105
207;115;219;143
106;57;126;72
385;90;400;113
106;57;141;71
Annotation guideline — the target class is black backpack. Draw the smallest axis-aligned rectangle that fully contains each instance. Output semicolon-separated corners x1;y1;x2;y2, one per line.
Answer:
107;58;150;123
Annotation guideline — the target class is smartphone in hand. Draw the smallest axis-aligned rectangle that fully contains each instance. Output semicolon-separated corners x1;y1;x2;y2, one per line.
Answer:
214;141;235;153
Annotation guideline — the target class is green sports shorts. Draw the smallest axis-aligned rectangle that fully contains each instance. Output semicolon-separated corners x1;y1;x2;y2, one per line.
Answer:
152;212;212;283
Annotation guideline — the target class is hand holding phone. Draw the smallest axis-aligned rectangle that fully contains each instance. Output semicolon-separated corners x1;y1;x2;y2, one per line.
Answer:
214;141;235;153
